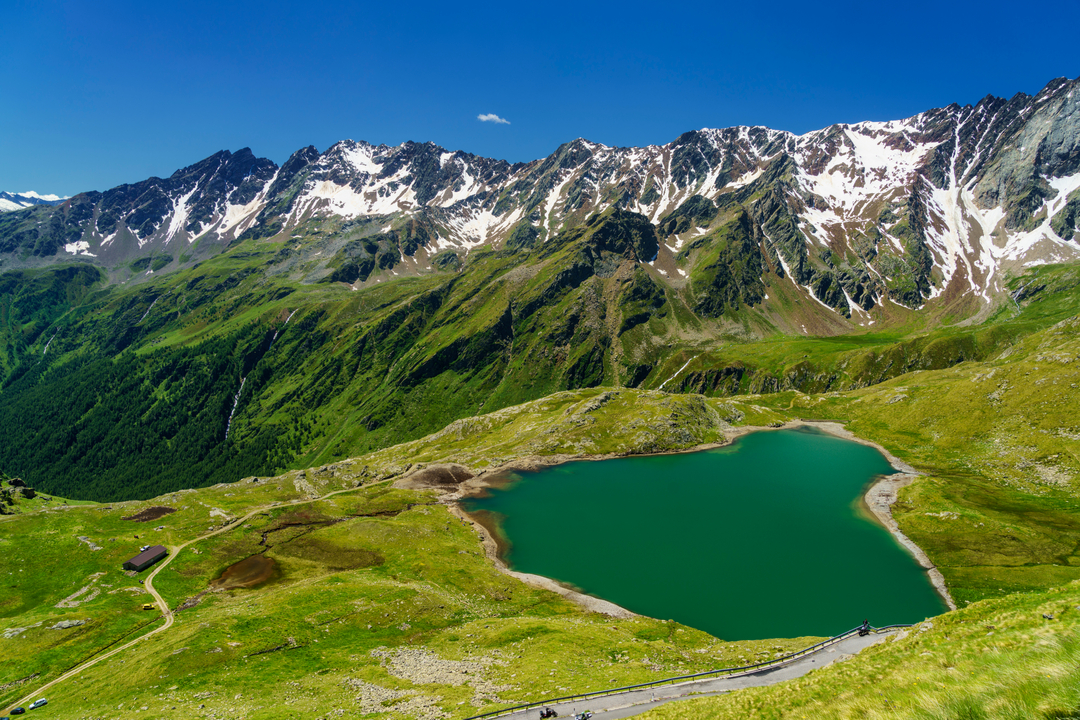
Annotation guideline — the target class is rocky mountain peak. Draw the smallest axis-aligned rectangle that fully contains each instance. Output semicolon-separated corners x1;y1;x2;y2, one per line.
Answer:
2;75;1078;327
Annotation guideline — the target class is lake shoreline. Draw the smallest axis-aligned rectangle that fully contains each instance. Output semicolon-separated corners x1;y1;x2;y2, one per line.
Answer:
399;419;956;618
446;501;638;618
791;421;957;611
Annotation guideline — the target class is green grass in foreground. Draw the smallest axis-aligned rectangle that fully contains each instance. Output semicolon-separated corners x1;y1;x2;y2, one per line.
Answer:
640;580;1080;720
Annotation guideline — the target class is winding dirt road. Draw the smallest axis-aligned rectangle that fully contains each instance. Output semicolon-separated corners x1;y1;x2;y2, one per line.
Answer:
6;483;365;712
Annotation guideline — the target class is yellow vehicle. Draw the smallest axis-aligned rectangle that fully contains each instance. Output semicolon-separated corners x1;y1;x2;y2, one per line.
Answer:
142;603;156;610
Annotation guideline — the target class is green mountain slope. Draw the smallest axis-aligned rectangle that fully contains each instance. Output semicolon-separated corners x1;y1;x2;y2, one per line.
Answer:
2;218;1079;502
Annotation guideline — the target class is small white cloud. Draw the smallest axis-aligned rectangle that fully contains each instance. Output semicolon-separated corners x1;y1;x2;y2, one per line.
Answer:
477;113;510;125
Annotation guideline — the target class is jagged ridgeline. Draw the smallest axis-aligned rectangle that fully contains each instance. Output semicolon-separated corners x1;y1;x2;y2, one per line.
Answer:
1;77;1079;500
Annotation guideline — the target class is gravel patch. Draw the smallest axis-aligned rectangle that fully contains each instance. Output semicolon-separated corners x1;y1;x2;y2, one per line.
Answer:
342;678;448;720
372;646;513;706
56;572;107;608
76;535;103;551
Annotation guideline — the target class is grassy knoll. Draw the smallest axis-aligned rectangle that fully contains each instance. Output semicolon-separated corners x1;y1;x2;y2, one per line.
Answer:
362;388;785;470
639;581;1080;720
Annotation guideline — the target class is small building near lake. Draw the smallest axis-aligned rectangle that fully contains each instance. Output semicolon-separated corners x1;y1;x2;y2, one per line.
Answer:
123;545;167;572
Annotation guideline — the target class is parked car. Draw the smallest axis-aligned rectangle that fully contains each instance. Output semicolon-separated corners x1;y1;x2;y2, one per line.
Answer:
29;699;47;709
10;708;25;715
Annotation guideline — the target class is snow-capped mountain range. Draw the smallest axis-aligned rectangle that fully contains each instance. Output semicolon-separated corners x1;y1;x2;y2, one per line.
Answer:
0;191;66;212
2;76;1078;321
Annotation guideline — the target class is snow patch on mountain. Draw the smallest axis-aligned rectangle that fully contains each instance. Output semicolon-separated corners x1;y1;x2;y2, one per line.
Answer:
342;143;382;175
729;168;763;189
307;181;373;218
0;191;67;212
166;185;200;243
924;185;1019;301
437;169;483;208
797;124;938;222
544;171;574;237
447;206;524;250
1048;174;1080;215
217;169;281;238
64;240;95;257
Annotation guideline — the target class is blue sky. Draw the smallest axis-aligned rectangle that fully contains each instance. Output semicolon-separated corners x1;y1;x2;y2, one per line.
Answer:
3;0;1078;197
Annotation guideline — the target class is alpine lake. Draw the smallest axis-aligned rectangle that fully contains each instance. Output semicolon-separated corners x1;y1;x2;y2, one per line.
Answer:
461;426;947;641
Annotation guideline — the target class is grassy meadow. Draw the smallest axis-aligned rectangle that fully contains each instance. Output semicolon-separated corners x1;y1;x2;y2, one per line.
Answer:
0;393;818;719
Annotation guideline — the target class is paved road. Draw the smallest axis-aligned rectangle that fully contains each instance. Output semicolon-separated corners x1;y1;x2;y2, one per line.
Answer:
6;483;367;712
490;631;894;720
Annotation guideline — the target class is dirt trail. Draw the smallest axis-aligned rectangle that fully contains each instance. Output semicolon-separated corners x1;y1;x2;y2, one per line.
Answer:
5;482;369;712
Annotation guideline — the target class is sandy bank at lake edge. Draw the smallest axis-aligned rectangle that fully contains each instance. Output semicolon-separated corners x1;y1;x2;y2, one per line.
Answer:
445;502;637;618
394;419;955;616
791;421;957;611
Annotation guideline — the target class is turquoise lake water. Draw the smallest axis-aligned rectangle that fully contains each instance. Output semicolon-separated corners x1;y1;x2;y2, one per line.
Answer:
461;427;947;640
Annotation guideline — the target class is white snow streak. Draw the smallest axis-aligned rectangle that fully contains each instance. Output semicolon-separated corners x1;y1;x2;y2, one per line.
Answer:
137;297;160;324
224;377;246;440
165;185;200;243
658;355;700;391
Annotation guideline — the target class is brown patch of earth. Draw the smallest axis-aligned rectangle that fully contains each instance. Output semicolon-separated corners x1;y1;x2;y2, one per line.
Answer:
271;536;383;571
122;506;177;522
211;554;277;589
396;463;475;489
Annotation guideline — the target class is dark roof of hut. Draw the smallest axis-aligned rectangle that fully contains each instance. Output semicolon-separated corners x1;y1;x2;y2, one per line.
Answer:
126;545;167;565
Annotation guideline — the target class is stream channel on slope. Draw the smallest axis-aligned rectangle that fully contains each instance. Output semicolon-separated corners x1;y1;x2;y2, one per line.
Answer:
461;426;947;640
